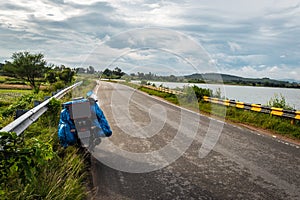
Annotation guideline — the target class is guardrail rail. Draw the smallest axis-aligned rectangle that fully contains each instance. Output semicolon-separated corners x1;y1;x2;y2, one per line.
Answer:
203;96;300;124
141;84;184;95
0;81;82;136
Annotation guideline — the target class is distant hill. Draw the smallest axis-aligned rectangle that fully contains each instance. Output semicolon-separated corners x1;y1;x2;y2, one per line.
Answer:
279;78;300;84
184;73;300;88
128;71;300;88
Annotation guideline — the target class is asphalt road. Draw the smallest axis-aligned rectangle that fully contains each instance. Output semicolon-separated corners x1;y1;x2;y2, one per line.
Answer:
90;81;300;200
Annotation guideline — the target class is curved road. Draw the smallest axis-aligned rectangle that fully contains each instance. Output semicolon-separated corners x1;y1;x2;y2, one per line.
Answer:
90;81;300;200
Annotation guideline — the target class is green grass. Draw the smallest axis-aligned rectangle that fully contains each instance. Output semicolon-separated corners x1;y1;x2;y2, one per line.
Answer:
139;87;179;104
0;89;32;102
121;81;141;89
199;102;300;139
0;89;31;94
0;76;25;84
72;76;97;98
0;89;33;122
0;76;18;82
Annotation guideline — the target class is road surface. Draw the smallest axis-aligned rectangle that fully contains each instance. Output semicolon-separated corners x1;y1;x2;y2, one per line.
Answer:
90;81;300;200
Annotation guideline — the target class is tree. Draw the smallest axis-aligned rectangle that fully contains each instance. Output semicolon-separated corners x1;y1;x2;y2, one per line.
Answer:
137;72;145;79
0;63;4;75
45;70;57;84
87;66;95;74
75;67;86;74
113;67;125;78
101;67;125;79
102;68;112;78
4;52;48;93
58;68;75;84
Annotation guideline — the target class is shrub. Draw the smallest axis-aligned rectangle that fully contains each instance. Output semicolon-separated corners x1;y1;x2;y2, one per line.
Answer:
52;81;65;91
1;94;34;117
267;93;294;110
192;85;212;101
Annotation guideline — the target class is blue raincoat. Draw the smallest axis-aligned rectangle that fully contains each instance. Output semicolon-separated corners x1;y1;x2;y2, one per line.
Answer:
58;98;112;148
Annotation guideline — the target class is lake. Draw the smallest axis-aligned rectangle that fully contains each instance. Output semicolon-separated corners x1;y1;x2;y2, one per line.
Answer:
143;81;300;110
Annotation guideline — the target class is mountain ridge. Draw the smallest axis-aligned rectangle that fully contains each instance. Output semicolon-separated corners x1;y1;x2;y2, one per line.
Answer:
183;73;300;88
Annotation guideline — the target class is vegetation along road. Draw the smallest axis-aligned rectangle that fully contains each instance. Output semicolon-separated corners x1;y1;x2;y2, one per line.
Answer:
89;81;300;200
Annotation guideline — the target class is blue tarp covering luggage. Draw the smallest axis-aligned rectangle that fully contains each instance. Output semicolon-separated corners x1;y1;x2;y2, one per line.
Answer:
58;98;112;148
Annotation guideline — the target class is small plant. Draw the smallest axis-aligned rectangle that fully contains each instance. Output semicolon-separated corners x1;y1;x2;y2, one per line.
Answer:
0;131;54;195
267;93;294;110
213;88;222;98
192;85;212;101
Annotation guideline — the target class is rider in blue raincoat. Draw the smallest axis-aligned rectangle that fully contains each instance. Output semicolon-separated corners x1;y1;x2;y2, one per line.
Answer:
58;96;112;148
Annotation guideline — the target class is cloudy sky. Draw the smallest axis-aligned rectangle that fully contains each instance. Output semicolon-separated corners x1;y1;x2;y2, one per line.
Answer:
0;0;300;80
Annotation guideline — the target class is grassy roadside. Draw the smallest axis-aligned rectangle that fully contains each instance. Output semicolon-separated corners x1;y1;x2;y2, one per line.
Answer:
0;78;97;199
121;82;300;141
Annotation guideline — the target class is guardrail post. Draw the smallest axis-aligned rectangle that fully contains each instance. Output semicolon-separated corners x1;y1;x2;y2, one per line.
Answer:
44;96;51;101
34;100;42;107
15;109;29;120
291;119;295;125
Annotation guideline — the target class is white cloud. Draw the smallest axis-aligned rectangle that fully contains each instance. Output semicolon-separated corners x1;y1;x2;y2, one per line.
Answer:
222;65;300;81
106;0;186;27
64;0;102;5
227;41;241;52
125;51;155;60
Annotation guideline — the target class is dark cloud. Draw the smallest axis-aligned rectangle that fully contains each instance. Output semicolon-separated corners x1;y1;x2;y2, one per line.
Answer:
1;3;32;11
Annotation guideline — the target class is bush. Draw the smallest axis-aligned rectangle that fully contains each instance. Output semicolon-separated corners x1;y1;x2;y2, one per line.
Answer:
192;85;212;101
1;94;34;117
267;93;294;110
181;85;212;103
0;132;54;198
52;81;65;91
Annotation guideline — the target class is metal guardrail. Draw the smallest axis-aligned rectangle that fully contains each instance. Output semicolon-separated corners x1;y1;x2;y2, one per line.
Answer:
203;96;300;122
141;84;184;95
0;81;82;136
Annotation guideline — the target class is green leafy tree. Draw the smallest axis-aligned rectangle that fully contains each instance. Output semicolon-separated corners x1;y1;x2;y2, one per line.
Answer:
87;66;95;74
4;52;48;93
0;63;3;74
101;67;125;79
113;67;125;78
75;67;86;74
45;70;57;84
102;68;112;78
58;68;75;84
